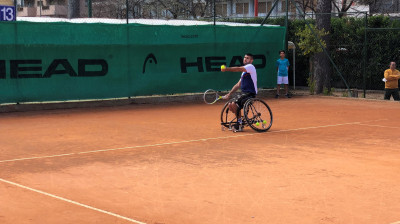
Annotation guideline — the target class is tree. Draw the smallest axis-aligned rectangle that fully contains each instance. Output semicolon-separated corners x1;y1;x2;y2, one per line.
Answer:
313;0;332;94
156;0;212;19
296;24;328;94
332;0;354;17
294;0;370;19
91;0;213;19
128;0;148;18
195;0;212;17
155;0;180;18
294;0;317;17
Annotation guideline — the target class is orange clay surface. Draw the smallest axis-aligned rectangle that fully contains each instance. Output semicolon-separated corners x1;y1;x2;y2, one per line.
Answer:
0;96;400;224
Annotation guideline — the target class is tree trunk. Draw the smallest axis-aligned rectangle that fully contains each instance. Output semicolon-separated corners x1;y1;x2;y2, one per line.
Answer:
68;0;80;19
313;0;331;94
308;55;315;94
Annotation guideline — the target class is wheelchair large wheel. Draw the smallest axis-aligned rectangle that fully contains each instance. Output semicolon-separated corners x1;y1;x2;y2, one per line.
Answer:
243;98;273;132
220;100;237;128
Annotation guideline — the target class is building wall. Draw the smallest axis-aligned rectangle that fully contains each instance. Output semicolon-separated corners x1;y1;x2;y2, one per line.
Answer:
0;0;14;6
17;0;87;17
216;0;297;18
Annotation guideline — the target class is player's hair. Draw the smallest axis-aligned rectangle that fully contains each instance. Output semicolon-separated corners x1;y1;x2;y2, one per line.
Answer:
245;53;254;59
279;50;286;54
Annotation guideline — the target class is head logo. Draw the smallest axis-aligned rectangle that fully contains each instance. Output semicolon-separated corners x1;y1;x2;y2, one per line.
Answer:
0;59;108;79
142;53;158;74
180;55;266;73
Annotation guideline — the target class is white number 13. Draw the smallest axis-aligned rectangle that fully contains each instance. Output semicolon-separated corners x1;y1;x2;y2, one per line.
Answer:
1;8;14;21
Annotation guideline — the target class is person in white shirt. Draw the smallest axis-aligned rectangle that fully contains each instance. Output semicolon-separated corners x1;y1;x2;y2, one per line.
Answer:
221;53;257;129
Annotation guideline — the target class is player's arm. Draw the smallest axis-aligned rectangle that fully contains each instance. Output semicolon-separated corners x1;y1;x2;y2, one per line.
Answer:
223;80;241;99
384;70;392;80
391;75;400;80
385;70;400;80
393;70;400;79
222;66;247;73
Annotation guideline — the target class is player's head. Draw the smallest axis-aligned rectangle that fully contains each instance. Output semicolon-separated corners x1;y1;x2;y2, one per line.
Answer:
243;53;254;65
390;61;396;69
279;50;285;58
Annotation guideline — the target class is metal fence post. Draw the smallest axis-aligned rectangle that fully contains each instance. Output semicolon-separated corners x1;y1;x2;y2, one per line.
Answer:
213;0;216;25
126;0;129;24
363;12;367;98
285;0;288;52
88;0;92;18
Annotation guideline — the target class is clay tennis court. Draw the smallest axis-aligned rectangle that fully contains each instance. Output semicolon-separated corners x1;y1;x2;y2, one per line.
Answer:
0;96;400;224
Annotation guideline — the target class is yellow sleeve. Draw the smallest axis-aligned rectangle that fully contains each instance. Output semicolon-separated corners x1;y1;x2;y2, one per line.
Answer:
384;70;392;80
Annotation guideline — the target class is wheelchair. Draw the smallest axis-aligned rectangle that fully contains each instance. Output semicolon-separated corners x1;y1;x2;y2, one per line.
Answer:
220;97;273;133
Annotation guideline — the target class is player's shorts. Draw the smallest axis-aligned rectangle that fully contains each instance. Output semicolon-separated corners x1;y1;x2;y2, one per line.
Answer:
234;92;256;110
277;75;289;85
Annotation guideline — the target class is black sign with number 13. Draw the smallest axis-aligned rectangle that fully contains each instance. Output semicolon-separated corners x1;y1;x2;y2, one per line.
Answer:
0;5;16;21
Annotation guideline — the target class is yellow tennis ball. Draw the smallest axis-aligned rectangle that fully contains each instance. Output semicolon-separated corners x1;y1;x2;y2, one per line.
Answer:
221;65;226;70
263;120;267;124
256;122;260;126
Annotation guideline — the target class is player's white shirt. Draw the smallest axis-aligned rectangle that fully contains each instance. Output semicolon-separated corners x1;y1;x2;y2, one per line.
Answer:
240;64;257;94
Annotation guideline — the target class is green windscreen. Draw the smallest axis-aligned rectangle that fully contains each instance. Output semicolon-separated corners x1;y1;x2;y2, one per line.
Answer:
0;21;285;104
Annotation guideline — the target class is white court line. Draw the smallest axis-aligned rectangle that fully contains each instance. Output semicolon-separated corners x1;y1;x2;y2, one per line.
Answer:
0;133;253;163
354;118;388;123
0;120;385;164
0;178;146;224
356;123;400;129
389;222;400;224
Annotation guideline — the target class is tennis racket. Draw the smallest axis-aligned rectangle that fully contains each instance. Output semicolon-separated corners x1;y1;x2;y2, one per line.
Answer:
204;89;223;104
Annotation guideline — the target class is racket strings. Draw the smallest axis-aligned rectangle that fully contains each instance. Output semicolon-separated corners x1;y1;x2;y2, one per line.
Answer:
204;90;219;104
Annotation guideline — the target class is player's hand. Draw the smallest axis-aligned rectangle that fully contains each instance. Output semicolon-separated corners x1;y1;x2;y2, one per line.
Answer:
222;94;230;100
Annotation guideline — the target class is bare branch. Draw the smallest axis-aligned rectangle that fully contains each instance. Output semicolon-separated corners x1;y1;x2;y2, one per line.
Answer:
343;0;354;12
331;1;341;12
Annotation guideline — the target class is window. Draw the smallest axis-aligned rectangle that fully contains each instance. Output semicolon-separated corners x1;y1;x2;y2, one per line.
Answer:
236;3;243;14
266;1;272;12
17;0;24;7
236;3;249;15
216;4;227;17
290;2;296;13
25;0;34;7
133;5;141;17
48;0;66;5
281;1;294;12
282;1;287;12
258;2;266;13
